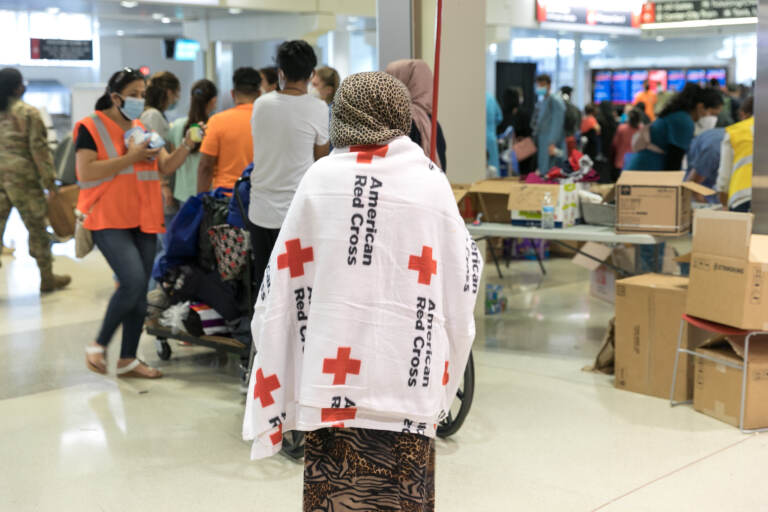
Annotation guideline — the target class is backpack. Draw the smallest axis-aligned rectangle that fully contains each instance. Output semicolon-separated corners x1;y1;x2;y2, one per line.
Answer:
563;101;581;137
631;123;664;154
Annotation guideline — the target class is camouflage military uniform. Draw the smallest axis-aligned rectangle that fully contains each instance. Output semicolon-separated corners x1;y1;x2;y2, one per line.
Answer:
0;98;57;272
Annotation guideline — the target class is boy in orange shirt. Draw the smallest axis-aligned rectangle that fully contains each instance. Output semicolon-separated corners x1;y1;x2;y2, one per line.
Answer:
197;67;260;192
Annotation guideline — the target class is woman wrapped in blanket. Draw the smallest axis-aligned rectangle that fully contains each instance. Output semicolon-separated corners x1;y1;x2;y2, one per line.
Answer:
242;71;483;512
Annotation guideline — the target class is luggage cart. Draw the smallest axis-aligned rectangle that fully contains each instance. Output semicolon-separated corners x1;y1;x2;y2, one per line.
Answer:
146;179;256;388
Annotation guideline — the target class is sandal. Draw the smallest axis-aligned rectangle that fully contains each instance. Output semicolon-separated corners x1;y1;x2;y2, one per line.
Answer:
116;359;163;379
85;345;107;375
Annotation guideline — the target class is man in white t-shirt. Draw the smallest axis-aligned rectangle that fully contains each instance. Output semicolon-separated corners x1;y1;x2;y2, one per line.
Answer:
249;40;330;288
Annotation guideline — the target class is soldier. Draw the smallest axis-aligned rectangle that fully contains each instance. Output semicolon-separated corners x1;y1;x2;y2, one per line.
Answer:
0;68;70;292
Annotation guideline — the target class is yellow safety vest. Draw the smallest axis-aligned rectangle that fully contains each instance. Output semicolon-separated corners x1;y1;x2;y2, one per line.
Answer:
725;116;754;209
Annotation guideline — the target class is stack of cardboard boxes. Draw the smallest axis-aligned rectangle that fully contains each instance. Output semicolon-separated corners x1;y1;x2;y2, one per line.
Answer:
615;210;768;430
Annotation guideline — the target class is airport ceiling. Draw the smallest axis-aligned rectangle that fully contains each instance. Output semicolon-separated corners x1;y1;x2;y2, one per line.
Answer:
0;0;311;37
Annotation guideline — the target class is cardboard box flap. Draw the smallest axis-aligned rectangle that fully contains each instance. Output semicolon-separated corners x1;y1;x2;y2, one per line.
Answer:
451;184;470;204
469;179;518;195
675;252;691;263
692;210;753;259
571;242;613;271
698;334;768;361
616;273;689;291
681;181;716;196
507;184;560;211
617;170;685;186
749;235;768;261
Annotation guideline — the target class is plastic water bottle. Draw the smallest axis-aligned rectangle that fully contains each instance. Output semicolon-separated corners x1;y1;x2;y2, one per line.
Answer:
541;192;555;229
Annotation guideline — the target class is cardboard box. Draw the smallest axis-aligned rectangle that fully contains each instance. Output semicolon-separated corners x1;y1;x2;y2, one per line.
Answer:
508;182;580;228
468;179;518;223
451;183;471;204
615;171;714;235
694;335;768;429
686;210;768;330
614;274;709;401
572;242;635;303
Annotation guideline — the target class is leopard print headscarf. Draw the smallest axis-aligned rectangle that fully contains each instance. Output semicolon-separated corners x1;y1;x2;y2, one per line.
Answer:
330;71;412;148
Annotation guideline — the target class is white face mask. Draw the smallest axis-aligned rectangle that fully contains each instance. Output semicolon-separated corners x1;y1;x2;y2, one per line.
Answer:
308;84;323;100
696;114;717;133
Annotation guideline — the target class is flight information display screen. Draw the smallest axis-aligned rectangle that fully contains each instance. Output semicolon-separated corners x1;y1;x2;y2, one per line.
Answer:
611;70;631;104
593;71;612;103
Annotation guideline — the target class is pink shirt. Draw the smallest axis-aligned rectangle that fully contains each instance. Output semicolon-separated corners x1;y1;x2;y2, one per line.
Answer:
612;123;640;170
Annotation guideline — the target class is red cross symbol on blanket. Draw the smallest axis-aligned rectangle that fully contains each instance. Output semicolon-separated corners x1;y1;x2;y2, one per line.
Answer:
270;424;283;445
253;369;280;407
408;246;437;285
321;407;358;427
350;144;389;164
323;347;361;385
277;239;314;278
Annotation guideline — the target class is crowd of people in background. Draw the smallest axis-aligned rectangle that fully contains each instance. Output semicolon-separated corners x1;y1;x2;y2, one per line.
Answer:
489;74;755;213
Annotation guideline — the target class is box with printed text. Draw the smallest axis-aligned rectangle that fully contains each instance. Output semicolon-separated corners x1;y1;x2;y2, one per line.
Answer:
687;210;768;330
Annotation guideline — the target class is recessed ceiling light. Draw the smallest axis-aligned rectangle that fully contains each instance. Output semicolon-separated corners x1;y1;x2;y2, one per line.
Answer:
151;12;164;20
161;17;171;24
228;7;242;14
120;0;138;8
116;30;125;36
656;35;665;42
46;7;60;14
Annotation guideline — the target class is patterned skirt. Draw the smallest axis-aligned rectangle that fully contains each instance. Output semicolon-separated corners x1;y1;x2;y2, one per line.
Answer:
303;428;435;512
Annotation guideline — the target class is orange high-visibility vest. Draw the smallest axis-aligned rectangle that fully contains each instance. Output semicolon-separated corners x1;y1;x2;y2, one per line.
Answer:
74;111;165;233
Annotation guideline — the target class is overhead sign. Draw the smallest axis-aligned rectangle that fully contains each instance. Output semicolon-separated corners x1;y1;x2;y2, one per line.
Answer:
641;1;757;24
30;39;93;61
536;1;641;28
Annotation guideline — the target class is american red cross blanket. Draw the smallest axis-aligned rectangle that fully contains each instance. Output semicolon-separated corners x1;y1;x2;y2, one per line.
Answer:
242;136;483;459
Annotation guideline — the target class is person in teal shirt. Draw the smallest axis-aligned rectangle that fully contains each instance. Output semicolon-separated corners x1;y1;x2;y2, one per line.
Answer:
626;84;722;171
486;92;503;172
168;79;218;203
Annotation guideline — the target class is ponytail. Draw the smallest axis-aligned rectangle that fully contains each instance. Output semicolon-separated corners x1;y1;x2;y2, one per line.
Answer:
95;93;113;111
0;67;23;112
183;79;218;153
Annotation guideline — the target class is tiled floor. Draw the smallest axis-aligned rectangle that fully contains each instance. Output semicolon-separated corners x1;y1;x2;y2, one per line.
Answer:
1;213;766;511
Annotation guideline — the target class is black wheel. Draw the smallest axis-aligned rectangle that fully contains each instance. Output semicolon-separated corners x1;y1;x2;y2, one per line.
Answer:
281;431;305;460
156;338;172;361
437;351;475;438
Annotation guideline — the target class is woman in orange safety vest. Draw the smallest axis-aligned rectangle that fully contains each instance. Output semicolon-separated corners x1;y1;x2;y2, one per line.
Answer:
79;68;196;379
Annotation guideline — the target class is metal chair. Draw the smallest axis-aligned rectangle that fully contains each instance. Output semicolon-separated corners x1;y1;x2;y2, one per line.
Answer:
670;314;768;433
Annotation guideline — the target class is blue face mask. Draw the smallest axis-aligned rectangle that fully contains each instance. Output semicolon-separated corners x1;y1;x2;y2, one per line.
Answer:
118;95;145;121
167;101;178;111
535;86;548;97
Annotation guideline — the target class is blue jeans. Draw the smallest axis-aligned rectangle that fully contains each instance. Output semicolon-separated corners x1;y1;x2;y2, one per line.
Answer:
92;228;156;358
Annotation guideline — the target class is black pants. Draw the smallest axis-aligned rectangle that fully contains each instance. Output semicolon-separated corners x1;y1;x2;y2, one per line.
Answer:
92;228;156;358
246;220;281;292
731;201;751;213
